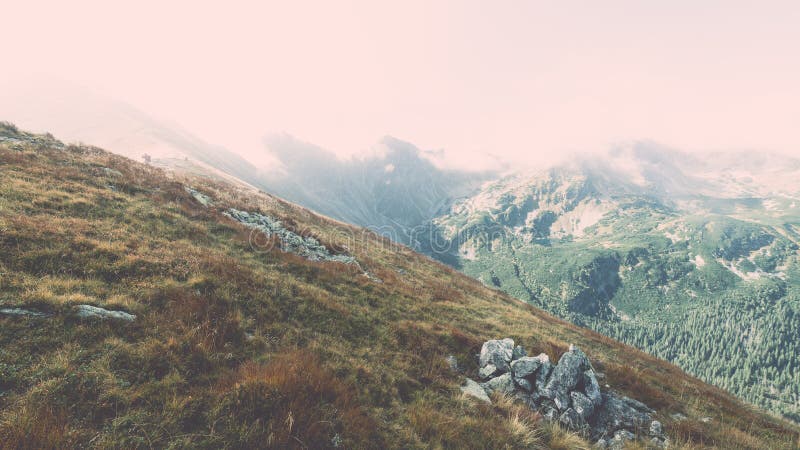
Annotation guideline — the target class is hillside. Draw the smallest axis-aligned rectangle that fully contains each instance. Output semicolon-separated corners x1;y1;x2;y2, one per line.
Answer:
429;143;800;422
0;123;798;449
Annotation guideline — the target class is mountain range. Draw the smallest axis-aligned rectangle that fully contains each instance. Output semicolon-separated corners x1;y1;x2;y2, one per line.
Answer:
2;88;800;425
3;122;799;448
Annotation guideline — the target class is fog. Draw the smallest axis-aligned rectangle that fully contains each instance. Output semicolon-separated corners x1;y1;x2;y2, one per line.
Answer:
2;1;799;171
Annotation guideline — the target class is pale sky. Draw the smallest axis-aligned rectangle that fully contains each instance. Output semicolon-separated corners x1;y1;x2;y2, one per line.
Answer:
2;0;799;167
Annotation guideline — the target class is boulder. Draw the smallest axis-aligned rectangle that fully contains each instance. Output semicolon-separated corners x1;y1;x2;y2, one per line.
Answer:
609;430;635;450
479;339;514;372
621;395;654;414
583;370;603;407
461;379;491;404
559;407;586;430
510;356;544;378
570;391;595;420
185;187;214;207
479;363;498;379
481;373;515;396
514;376;533;392
590;392;652;440
535;359;553;392
75;305;136;321
512;391;537;409
512;345;527;360
649;420;663;436
542;346;591;410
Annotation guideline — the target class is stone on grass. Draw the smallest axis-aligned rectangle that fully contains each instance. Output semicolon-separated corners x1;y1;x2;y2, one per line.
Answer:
570;391;595;420
479;363;498;379
461;378;491;404
75;305;135;322
649;420;663;436
510;356;544;378
481;373;515;396
0;307;46;317
479;338;514;372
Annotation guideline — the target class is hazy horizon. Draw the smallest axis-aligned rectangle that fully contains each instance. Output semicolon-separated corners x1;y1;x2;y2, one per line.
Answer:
2;1;800;170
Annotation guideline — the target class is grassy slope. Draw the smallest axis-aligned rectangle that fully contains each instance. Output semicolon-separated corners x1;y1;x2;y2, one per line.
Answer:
0;124;797;449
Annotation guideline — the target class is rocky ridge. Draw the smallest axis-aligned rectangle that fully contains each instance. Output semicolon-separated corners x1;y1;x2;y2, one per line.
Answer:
461;339;668;448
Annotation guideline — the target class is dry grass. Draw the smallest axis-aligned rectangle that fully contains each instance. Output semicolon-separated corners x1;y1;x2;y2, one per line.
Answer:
0;405;77;450
212;350;379;448
0;124;798;448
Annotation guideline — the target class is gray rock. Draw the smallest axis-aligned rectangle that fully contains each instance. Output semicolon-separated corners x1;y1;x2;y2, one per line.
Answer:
535;359;553;391
481;372;515;396
584;370;603;407
542;346;591;410
512;345;527;360
225;208;358;265
512;390;537;409
514;376;532;392
670;412;687;421
590;392;652;440
479;339;514;372
570;391;595;420
609;430;635;449
700;416;712;423
461;378;491;404
649;420;663;436
541;404;559;421
479;363;498;379
75;305;136;322
650;437;667;448
621;395;655;414
510;355;544;378
185;187;214;207
0;307;46;317
473;339;664;448
559;408;586;430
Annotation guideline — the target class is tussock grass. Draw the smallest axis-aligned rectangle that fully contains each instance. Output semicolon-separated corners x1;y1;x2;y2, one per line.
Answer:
0;125;798;448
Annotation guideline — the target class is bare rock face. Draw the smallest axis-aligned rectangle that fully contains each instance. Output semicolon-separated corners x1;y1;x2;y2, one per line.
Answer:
469;339;668;447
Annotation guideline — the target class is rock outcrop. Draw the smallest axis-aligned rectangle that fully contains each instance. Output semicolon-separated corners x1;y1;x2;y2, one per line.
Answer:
463;339;669;448
224;208;357;264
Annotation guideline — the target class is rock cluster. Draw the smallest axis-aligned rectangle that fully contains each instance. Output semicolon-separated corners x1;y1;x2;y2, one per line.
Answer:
185;187;214;207
462;339;668;448
225;208;357;264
